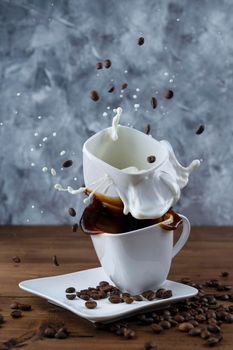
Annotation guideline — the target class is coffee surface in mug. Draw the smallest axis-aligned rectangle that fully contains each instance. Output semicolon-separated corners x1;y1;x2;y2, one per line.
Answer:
79;196;182;235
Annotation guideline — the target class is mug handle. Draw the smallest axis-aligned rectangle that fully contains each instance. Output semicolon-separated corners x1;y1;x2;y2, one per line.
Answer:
172;214;190;258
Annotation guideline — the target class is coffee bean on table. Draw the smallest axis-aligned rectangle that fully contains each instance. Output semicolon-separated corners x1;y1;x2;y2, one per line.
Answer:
207;324;221;333
201;329;211;339
151;323;163;334
10;302;19;310
108;85;115;93
19;304;32;311
62;160;73;168
55;328;68;339
85;300;97;309
174;314;185;323
196;125;205;135
66;294;76;300
72;223;78;232
12;256;21;263
44;327;56;338
123;328;136;339
206;336;221;347
164;89;174;99
90;90;100;101
188;327;202;336
103;59;112;68
147;155;156;164
0;314;4;324
144;341;158;350
68;208;76;217
96;62;103;70
159;320;171;329
11;310;22;319
221;271;229;277
53;255;59;266
138;37;145;46
121;83;128;90
151;97;157;109
178;322;194;332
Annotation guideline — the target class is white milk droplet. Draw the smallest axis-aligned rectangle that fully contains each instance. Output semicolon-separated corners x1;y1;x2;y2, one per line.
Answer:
120;95;123;98
51;168;56;176
134;104;140;108
136;88;140;92
133;95;137;99
102;112;108;117
43;137;48;142
32;205;35;209
31;163;35;167
60;150;66;156
34;132;38;136
16;92;21;96
41;210;44;214
124;70;128;74
38;116;42;119
52;132;56;137
42;167;48;172
107;106;110;110
164;72;169;76
30;148;34;152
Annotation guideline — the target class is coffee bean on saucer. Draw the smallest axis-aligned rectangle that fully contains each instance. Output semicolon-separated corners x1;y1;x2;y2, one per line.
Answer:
85;300;97;309
66;287;76;293
96;62;103;70
44;327;56;338
133;295;143;301
90;90;100;101
19;303;32;311
144;341;158;350
109;295;122;304
99;281;110;287
221;271;229;277
108;85;115;93
147;155;156;163
103;59;112;68
66;294;76;300
151;97;157;109
53;255;59;266
138;37;145;46
121;83;128;90
164;89;174;99
151;323;163;334
63;160;73;168
178;322;194;332
72;223;78;232
78;294;90;301
142;290;155;301
12;256;21;263
68;208;76;217
145;124;151;135
125;297;134;304
155;288;166;298
11;310;22;319
196;125;205;135
162;290;173;299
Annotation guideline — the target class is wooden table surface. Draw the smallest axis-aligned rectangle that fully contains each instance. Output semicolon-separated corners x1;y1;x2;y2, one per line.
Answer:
0;226;233;350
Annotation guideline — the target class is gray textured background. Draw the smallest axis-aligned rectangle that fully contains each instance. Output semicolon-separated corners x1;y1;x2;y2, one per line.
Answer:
0;0;232;226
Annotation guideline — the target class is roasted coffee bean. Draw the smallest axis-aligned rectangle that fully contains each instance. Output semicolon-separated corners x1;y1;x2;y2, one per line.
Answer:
122;292;131;298
66;287;76;293
174;314;185;323
68;208;76;217
90;90;100;101
155;288;166;298
162;290;173;299
85;300;97;309
196;125;205;135
180;277;192;284
144;341;158;350
10;302;19;310
11;310;22;319
109;295;122;304
133;295;143;301
206;336;221;347
224;313;233;323
207;324;221;333
221;271;229;277
125;297;134;304
12;256;21;263
188;327;202;336
138;37;145;46
121;83;128;90
147;155;156;164
189;320;199;327
142;290;155;300
103;59;112;68
151;97;157;109
63;160;73;168
223;285;232;291
55;328;68;339
19;304;31;311
201;329;211;339
96;62;103;70
123;327;136;339
164;89;174;99
66;294;76;300
91;293;102;300
170;319;178;327
208;318;217;325
52;255;59;266
216;294;229;300
79;294;90;301
151;323;163;334
195;314;206;323
44;327;56;338
159;320;171;329
99;281;109;287
207;310;216;319
178;322;194;332
72;223;78;232
108;85;115;93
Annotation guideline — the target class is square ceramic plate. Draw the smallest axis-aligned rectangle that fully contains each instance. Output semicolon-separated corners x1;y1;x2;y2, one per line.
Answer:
19;267;198;323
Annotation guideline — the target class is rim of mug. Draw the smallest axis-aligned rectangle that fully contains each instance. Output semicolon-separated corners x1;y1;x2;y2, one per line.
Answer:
83;125;169;176
89;213;174;237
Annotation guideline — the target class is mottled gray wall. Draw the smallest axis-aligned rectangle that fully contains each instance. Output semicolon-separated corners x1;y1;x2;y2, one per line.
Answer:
0;0;232;225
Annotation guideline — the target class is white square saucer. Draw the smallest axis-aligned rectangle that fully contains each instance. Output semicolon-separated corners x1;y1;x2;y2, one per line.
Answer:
19;267;198;323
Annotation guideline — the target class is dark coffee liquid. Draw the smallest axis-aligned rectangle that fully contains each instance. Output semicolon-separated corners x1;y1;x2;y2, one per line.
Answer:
79;197;182;235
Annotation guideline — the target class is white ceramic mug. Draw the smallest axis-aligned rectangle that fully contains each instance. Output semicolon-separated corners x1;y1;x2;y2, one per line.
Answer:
91;214;190;295
83;125;200;219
